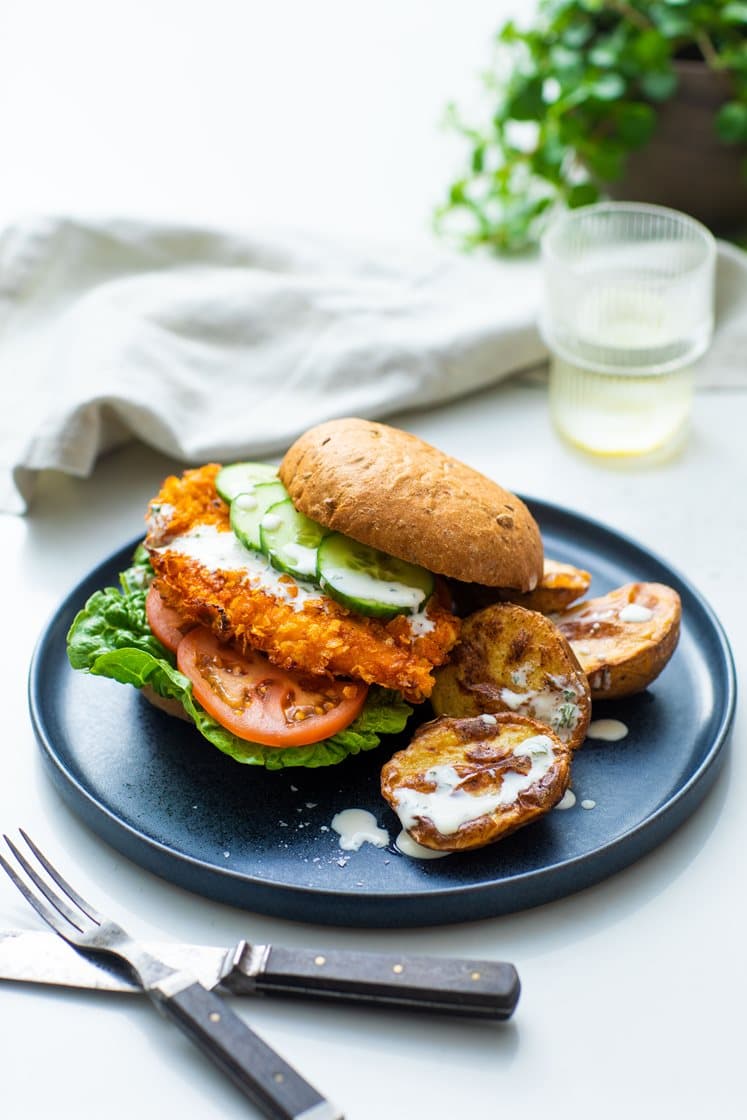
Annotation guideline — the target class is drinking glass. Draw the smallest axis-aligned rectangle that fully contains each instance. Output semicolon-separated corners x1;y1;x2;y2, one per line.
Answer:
540;202;716;458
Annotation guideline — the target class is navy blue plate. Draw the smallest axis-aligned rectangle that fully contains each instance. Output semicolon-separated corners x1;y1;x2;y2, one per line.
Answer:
29;500;735;927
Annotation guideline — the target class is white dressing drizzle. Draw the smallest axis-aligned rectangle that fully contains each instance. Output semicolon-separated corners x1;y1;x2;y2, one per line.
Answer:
395;830;450;859
393;734;556;837
278;541;318;575
260;512;282;532
499;687;529;711
407;606;436;637
156;525;320;611
156;523;436;638
589;668;612;693
554;788;576;811
498;679;580;741
587;718;628;742
510;665;530;688
146;502;175;541
323;566;426;612
619;603;654;623
331;809;389;852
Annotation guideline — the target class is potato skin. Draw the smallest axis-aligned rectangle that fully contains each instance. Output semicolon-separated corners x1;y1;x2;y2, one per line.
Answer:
551;582;681;700
431;604;591;750
450;559;592;618
381;713;571;852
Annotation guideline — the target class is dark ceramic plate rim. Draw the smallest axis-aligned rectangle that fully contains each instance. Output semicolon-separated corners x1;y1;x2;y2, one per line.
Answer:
28;498;736;926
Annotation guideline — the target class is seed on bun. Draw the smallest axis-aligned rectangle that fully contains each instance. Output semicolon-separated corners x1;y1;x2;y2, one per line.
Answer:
279;418;543;591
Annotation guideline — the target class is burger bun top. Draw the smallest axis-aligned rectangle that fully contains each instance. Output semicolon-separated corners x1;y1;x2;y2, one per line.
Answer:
279;418;543;591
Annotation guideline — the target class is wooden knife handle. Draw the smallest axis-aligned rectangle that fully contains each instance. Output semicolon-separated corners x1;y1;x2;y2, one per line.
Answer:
154;979;342;1120
232;945;520;1020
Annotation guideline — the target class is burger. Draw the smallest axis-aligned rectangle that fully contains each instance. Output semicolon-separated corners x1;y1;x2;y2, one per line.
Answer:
67;418;543;770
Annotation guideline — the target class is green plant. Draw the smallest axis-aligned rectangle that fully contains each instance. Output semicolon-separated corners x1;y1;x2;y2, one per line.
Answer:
436;0;747;253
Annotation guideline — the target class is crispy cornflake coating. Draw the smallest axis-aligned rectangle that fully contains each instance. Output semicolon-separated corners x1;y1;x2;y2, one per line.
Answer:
145;465;461;702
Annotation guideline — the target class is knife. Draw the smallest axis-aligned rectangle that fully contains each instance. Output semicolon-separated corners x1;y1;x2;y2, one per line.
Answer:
0;930;519;1019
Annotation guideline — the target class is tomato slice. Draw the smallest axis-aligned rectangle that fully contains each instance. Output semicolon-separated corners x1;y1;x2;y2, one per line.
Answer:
176;627;368;747
146;585;196;653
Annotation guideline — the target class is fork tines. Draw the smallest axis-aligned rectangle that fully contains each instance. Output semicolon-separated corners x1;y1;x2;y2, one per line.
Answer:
0;829;101;937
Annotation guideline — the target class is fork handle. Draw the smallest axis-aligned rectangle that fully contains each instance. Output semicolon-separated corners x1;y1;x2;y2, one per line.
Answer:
153;980;342;1120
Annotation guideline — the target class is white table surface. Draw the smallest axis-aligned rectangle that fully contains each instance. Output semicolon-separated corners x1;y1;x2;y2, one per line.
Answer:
1;3;745;1119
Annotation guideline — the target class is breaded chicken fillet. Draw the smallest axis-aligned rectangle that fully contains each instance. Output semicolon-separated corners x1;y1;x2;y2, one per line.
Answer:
145;465;461;702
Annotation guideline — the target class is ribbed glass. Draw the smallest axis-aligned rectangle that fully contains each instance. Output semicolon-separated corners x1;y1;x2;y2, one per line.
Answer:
540;203;715;457
540;203;715;376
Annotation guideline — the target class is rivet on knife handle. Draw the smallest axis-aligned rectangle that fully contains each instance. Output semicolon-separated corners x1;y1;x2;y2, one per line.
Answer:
231;944;520;1020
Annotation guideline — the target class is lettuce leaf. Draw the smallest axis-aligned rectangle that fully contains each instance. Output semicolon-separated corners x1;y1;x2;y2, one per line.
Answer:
66;555;412;770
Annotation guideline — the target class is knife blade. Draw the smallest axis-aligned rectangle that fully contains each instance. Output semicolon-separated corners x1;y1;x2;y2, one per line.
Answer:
0;930;519;1019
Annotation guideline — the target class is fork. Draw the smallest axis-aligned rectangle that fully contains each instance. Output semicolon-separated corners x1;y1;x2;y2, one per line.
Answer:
0;830;342;1120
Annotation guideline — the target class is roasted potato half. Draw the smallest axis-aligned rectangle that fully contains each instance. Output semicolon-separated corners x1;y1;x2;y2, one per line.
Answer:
431;603;591;749
381;713;571;852
449;559;592;617
518;559;593;614
551;582;681;700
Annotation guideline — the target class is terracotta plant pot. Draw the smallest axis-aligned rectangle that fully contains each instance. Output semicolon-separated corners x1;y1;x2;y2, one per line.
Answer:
607;60;747;234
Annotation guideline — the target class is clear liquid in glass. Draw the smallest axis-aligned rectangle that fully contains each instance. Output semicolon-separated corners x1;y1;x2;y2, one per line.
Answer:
549;356;694;457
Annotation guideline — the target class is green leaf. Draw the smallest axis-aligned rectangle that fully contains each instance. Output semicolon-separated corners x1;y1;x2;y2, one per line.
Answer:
567;182;600;208
639;68;678;100
716;101;747;143
66;557;412;769
436;0;747;255
589;73;626;101
67;580;170;670
632;29;671;68
550;44;584;75
471;144;486;174
720;46;747;75
562;20;593;48
449;179;468;206
588;44;620;69
616;101;657;147
132;542;151;567
531;136;566;181
722;3;747;24
497;19;519;44
507;77;545;120
651;8;693;37
585;139;626;181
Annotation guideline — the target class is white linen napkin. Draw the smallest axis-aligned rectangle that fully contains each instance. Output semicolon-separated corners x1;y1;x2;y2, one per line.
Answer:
1;215;744;513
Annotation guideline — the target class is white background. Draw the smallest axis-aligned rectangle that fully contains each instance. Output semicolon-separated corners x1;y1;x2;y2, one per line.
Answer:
0;0;509;239
1;3;745;1119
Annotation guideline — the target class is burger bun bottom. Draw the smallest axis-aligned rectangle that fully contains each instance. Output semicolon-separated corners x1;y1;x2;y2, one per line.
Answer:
141;685;192;723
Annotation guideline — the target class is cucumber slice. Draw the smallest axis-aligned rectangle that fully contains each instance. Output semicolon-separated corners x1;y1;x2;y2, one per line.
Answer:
259;499;327;580
230;480;289;552
317;533;434;619
216;461;277;503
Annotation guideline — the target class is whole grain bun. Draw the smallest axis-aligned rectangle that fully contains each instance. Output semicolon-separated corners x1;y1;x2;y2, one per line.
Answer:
279;418;543;590
141;685;192;723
